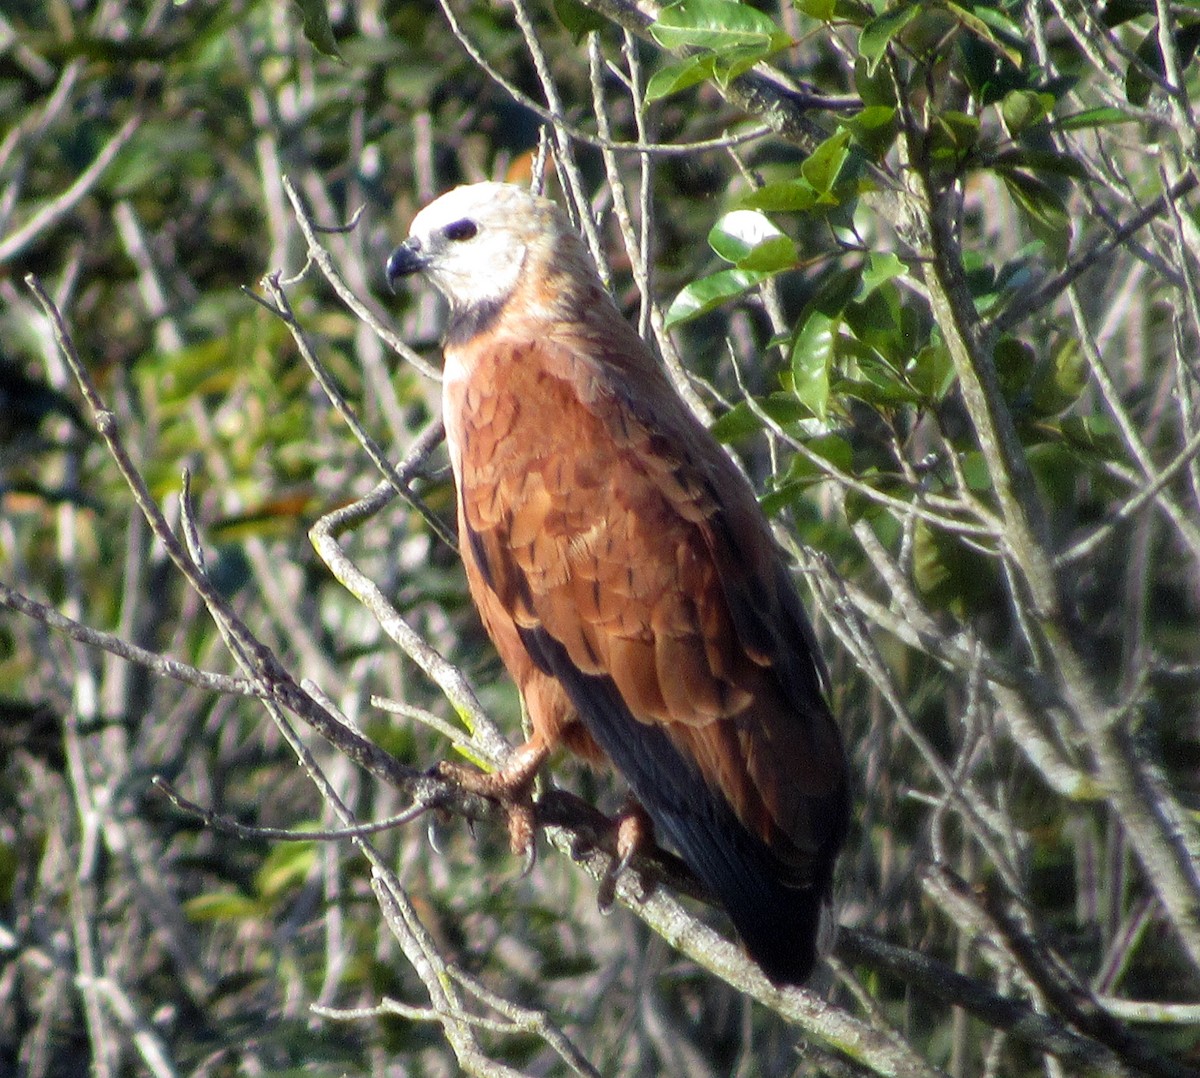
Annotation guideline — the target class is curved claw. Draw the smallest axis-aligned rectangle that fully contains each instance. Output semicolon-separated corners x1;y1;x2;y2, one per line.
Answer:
434;740;548;870
517;824;538;878
597;799;653;913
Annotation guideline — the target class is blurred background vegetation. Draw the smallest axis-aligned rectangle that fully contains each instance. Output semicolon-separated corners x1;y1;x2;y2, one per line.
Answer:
1;0;1199;1075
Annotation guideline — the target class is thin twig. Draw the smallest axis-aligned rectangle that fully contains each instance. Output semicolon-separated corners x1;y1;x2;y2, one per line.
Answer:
255;270;457;550
279;174;442;381
0;581;265;697
0;115;141;263
151;777;442;841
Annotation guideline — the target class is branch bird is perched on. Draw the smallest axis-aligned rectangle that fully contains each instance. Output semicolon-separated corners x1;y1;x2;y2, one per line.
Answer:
386;182;850;986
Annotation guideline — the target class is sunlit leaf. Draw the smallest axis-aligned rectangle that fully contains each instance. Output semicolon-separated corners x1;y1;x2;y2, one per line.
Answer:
650;0;789;51
185;891;264;922
256;839;318;899
1031;339;1086;416
645;54;716;101
791;311;836;420
737;179;820;212
857;251;905;298
1057;106;1136;130
664;267;768;326
859;3;922;75
736;236;798;271
802;128;852;193
708;210;785;261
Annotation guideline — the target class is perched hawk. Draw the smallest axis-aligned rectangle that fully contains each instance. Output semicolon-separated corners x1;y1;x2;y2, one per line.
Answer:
387;183;850;985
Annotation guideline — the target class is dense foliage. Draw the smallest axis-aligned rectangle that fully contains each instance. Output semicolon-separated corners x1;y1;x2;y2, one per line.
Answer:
2;1;1199;1075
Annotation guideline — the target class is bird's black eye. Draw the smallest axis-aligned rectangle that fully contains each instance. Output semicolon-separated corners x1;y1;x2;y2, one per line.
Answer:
443;219;477;242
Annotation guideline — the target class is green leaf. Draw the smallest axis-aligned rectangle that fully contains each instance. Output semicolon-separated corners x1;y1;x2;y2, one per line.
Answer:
1059;415;1122;458
842;104;898;157
708;211;796;270
811;264;865;317
907;342;955;400
650;0;788;52
945;1;1023;68
796;0;837;19
802;128;852;193
1031;339;1086;416
957;1;1023;39
552;0;607;40
713;42;781;86
859;3;922;75
710;401;766;442
857;251;905;298
708;209;785;261
255;839;318;899
710;395;810;442
913;520;1000;614
929;110;981;161
664;267;768;327
289;0;342;61
737;179;820;212
645;54;717;101
993;146;1089;181
1000;89;1055;135
845;286;921;372
1126;21;1200;107
998;169;1071;266
737;235;799;271
791;312;836;420
1056;106;1136;131
993;336;1036;401
185;891;264;923
787;433;854;477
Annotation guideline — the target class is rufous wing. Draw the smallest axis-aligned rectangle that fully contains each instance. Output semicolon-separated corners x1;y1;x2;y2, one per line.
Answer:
450;331;849;984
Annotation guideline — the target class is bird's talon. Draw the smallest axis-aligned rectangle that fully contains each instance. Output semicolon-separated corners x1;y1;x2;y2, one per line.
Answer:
518;837;537;878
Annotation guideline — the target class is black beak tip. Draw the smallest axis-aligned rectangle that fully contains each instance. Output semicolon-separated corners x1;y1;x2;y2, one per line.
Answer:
385;239;426;294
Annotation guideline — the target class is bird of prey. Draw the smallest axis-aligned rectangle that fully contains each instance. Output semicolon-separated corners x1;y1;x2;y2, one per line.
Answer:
386;182;850;985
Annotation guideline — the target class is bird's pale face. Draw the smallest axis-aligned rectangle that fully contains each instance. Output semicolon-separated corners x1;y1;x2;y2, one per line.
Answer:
387;182;558;317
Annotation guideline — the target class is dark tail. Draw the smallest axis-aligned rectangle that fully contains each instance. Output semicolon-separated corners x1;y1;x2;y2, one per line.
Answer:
649;795;834;986
523;626;843;985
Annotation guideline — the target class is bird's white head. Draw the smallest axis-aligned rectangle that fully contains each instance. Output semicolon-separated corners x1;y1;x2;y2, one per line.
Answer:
387;182;593;336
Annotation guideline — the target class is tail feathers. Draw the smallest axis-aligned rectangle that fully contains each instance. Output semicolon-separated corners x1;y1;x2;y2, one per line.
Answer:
652;802;833;986
521;626;841;985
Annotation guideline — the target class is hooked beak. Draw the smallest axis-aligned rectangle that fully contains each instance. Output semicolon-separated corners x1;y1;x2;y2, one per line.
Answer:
386;237;428;292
